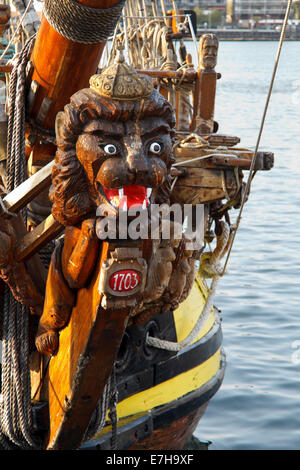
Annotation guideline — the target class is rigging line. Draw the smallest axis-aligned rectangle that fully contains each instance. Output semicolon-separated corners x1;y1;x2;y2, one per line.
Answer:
0;0;34;62
186;13;199;68
221;0;293;277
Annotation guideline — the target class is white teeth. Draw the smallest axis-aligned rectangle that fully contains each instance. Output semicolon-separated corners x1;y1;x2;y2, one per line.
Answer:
142;199;147;209
118;188;124;198
147;188;152;198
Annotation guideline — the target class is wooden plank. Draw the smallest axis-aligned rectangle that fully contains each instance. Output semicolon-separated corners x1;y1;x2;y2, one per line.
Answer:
0;64;13;73
205;134;240;147
2;160;54;215
211;155;253;169
174;146;275;171
174;167;237;188
14;214;63;262
136;69;197;81
198;71;217;122
174;146;254;162
1;161;62;263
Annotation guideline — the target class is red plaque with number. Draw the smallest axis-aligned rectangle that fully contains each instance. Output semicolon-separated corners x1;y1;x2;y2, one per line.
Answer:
109;269;141;292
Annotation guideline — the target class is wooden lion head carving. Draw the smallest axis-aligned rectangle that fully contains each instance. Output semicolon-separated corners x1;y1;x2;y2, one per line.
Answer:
50;55;176;226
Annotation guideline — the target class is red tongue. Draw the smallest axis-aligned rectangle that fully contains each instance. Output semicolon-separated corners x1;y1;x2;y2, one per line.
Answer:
103;185;148;209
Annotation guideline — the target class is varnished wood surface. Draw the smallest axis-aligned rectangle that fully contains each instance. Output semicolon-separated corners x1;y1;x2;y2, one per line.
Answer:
1;161;54;215
41;241;131;450
190;35;218;133
171;167;239;205
198;70;217;121
15;214;63;262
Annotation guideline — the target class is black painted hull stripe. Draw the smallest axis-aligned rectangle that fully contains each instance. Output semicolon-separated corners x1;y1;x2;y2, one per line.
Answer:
117;320;223;402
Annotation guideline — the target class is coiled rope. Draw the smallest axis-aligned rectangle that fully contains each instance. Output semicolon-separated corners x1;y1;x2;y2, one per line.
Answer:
0;35;40;450
43;0;126;45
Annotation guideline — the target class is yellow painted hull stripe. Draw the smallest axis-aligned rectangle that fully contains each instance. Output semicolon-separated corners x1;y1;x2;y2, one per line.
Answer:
117;349;221;419
173;279;214;343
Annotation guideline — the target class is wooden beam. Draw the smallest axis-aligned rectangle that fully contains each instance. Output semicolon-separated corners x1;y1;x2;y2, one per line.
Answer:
174;146;274;171
136;69;197;81
15;214;63;262
2;160;54;215
1;160;62;263
0;64;13;73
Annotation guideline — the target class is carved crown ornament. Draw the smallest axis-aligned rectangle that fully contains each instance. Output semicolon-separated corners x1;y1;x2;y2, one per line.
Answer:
89;45;154;101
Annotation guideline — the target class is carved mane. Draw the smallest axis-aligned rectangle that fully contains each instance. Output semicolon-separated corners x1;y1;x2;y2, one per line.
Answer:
50;88;176;226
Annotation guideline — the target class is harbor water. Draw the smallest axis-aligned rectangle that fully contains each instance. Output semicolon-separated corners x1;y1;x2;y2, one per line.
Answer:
189;40;300;450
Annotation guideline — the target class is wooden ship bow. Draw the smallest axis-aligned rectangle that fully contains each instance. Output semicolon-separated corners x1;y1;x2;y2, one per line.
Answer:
0;1;274;451
0;0;133;451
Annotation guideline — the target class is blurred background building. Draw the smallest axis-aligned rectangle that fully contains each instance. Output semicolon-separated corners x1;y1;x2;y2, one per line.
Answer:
175;0;300;29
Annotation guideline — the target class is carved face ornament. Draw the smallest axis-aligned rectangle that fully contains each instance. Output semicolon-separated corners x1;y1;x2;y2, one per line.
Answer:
200;34;218;70
76;115;173;212
77;51;173;213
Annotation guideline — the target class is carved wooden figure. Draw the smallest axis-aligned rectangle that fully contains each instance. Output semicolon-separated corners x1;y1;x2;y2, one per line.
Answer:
191;34;219;135
33;49;199;358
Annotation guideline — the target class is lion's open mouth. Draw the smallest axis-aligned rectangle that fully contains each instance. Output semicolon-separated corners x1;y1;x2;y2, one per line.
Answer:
103;185;152;211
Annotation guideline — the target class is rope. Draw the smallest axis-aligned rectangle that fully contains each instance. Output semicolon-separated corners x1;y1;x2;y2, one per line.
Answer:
1;292;39;448
83;372;113;442
43;0;126;44
6;35;35;193
0;184;17;217
146;221;231;352
221;0;293;276
83;367;119;449
108;367;118;450
108;10;169;70
174;133;208;150
0;35;40;450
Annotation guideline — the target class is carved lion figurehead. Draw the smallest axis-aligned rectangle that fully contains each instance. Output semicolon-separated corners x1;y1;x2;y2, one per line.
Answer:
50;55;176;226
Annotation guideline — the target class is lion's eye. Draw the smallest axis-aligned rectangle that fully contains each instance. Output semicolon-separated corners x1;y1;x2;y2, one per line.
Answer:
149;142;162;154
103;144;118;155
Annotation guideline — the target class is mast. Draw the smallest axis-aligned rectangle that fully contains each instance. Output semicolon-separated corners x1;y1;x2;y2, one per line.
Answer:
26;0;124;167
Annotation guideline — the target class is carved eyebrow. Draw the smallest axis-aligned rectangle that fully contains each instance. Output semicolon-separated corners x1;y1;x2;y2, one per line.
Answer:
129;118;171;138
83;118;171;137
83;120;125;137
141;124;171;137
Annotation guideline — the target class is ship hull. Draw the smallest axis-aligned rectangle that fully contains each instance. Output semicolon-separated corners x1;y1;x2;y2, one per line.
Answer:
80;275;225;450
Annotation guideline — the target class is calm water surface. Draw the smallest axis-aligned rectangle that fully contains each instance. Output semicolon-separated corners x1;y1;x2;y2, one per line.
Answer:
189;40;300;450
